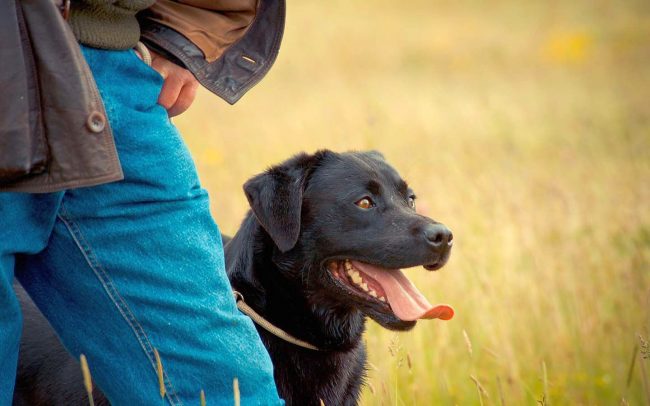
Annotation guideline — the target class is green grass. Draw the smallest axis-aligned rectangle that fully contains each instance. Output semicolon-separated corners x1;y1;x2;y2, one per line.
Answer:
174;0;650;403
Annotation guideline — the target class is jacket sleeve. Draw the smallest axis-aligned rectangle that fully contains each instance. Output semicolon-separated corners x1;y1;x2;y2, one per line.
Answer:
139;0;285;104
146;0;256;63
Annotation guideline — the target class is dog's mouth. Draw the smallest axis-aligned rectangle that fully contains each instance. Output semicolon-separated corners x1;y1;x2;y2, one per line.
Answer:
326;259;454;322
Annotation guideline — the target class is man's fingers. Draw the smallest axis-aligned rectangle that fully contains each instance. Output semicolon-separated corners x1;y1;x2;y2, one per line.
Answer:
149;51;199;116
157;75;184;112
151;57;170;80
167;80;198;118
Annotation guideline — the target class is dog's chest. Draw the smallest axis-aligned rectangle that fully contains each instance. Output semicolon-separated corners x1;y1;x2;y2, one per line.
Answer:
269;338;367;405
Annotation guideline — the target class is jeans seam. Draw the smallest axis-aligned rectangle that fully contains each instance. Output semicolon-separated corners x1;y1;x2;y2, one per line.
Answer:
57;204;182;405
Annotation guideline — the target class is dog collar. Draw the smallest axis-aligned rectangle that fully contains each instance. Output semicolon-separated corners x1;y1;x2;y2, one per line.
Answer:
233;291;321;351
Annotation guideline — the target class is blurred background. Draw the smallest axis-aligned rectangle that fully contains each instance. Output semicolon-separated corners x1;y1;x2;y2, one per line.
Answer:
174;0;650;403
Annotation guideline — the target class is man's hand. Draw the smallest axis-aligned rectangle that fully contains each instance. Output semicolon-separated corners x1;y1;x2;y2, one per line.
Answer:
139;49;199;117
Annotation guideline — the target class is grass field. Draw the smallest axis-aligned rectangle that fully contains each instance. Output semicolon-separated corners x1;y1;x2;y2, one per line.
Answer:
174;0;650;404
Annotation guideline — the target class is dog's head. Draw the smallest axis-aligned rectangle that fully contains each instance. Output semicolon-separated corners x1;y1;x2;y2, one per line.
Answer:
243;150;453;331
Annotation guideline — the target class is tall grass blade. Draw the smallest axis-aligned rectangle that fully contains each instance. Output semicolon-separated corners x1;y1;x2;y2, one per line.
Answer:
497;375;506;406
79;354;95;406
233;377;240;406
640;334;649;360
639;352;650;404
470;375;488;406
463;330;473;357
154;348;166;400
626;344;638;389
542;361;549;406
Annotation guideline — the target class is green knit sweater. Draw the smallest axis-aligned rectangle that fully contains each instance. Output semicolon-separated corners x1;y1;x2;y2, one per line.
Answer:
69;0;156;49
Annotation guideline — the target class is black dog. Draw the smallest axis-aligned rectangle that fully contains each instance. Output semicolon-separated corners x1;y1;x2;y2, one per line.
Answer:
226;150;453;405
14;150;453;405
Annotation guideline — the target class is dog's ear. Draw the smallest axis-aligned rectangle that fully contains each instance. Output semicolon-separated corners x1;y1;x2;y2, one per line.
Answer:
243;158;311;252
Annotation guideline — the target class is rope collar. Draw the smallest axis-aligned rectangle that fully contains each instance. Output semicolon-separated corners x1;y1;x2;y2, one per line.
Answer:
233;291;321;351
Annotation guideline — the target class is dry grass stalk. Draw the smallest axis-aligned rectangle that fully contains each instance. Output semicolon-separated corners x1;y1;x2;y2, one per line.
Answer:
640;335;649;360
319;399;326;406
200;389;206;406
496;375;506;406
387;335;400;357
542;361;549;406
233;377;240;406
470;375;489;406
483;346;500;360
640;354;650;404
79;354;95;406
626;344;639;389
154;348;166;400
463;330;473;357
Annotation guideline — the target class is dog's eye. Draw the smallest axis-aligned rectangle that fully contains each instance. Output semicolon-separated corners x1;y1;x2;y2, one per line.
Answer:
355;197;374;209
408;196;416;209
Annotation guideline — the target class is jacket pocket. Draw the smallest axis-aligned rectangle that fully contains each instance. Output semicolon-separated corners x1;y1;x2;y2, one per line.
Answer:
0;0;48;183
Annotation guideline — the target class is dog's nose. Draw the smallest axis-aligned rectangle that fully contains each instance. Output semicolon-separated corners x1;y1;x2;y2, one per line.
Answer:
423;224;453;248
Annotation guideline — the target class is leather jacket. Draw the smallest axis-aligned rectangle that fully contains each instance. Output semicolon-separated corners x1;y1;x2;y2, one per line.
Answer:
0;0;285;192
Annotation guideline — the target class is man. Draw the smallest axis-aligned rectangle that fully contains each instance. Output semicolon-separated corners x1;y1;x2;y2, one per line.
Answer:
1;0;284;404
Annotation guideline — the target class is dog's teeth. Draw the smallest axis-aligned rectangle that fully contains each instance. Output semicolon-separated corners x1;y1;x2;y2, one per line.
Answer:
361;283;369;291
379;296;387;302
369;290;377;297
350;272;362;284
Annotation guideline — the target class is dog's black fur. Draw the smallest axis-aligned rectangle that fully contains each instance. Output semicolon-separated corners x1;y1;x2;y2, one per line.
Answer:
14;150;452;405
13;289;110;406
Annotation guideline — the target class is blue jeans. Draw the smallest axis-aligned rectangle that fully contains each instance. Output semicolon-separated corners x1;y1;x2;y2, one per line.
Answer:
0;46;282;405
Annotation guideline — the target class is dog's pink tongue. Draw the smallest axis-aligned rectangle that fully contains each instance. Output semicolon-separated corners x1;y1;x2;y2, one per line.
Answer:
351;261;454;321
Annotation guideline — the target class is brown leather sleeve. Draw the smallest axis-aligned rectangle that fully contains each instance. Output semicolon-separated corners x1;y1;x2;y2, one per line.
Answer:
140;0;284;104
146;0;257;62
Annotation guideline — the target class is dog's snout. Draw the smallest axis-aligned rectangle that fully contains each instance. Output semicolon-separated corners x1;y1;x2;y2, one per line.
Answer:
423;224;453;248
